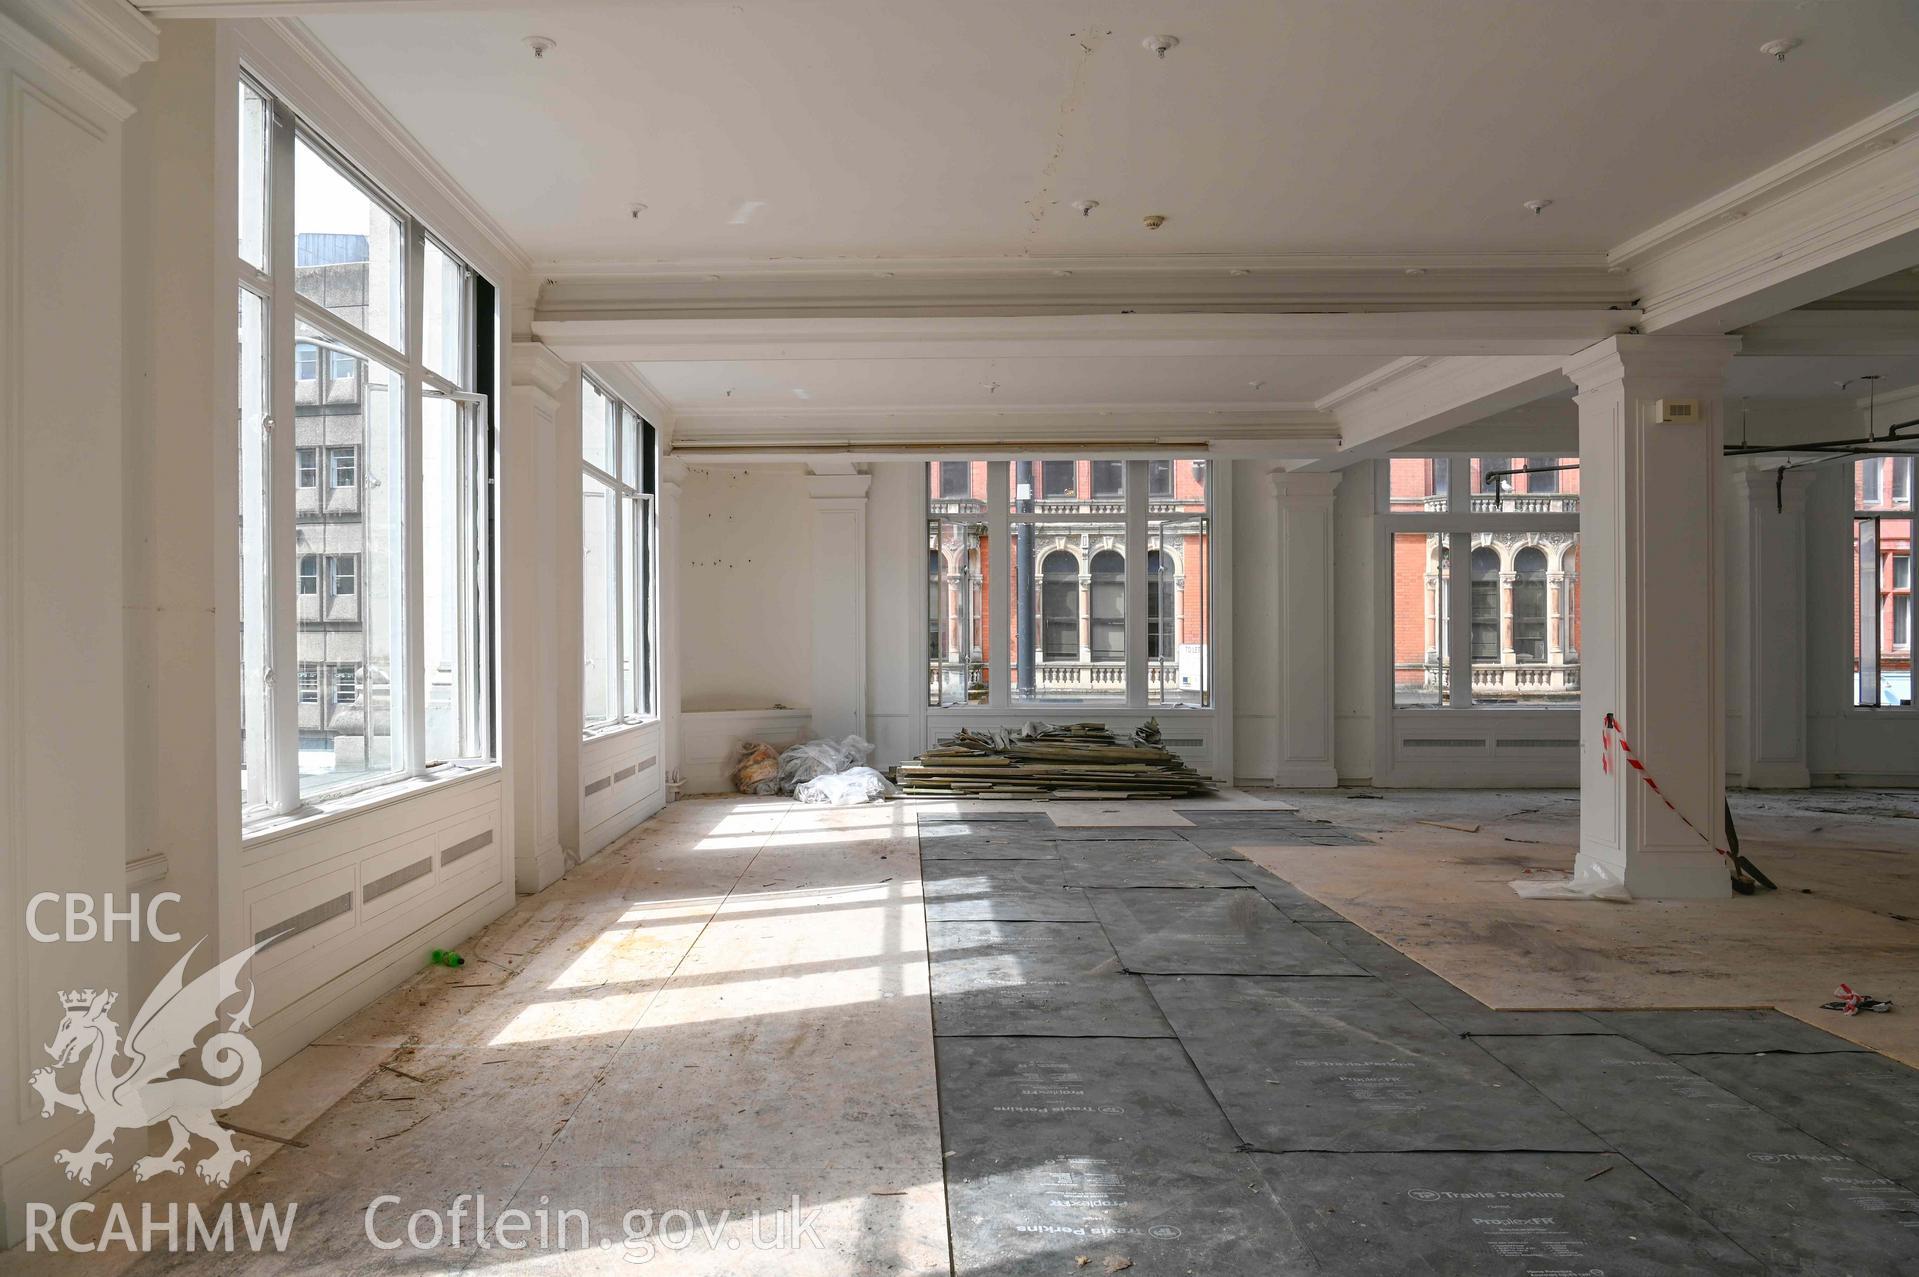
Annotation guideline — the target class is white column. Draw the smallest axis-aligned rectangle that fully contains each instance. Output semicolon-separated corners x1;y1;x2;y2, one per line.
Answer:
1729;463;1814;789
659;458;686;793
1565;335;1739;899
1271;471;1342;787
808;463;871;741
508;342;571;892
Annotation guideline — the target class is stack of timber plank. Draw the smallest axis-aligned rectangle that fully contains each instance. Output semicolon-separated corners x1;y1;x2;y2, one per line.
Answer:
893;719;1213;799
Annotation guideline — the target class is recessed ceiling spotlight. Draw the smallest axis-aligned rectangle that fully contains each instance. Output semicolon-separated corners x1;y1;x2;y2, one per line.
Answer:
1249;380;1266;391
523;35;557;59
1404;267;1427;276
1143;34;1179;58
1523;199;1553;216
1760;37;1800;62
1228;268;1250;277
1071;199;1100;217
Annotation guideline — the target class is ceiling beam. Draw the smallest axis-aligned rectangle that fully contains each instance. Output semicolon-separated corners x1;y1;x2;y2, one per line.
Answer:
1614;93;1919;334
1296;354;1573;471
1735;309;1919;357
535;311;1640;364
535;259;1630;322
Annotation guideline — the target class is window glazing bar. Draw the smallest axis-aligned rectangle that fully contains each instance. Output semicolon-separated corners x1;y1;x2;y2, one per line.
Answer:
1124;460;1148;706
403;217;427;775
268;100;302;816
986;461;1010;709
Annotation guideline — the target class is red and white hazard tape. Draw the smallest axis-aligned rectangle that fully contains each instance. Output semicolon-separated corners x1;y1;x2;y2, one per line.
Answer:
1602;712;1732;864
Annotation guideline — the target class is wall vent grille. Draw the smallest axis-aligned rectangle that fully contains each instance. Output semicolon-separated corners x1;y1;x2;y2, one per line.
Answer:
442;829;494;866
364;857;433;903
255;892;352;949
1403;738;1487;749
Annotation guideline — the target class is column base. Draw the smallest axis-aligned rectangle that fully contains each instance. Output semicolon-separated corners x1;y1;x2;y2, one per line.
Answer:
1738;761;1810;790
1575;845;1731;900
1271;762;1339;789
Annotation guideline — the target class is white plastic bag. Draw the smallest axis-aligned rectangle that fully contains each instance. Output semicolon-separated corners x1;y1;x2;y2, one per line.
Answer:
795;766;896;806
1509;860;1631;902
778;735;875;792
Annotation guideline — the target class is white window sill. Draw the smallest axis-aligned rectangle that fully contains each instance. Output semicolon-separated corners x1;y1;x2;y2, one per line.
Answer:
582;718;661;746
241;762;503;850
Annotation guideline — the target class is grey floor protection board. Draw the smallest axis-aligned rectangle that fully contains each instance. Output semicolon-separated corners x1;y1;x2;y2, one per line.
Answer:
1253;1151;1760;1275
918;834;1064;861
938;1036;1314;1275
1147;975;1610;1154
922;860;1096;923
1058;841;1250;888
928;920;1174;1038
1584;1007;1869;1056
1480;1033;1919;1273
1675;1048;1919;1190
1225;862;1351;922
1302;920;1603;1037
1086;888;1367;976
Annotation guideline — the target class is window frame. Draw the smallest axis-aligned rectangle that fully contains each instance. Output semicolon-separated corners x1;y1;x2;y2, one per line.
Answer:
238;71;497;824
925;458;1213;710
580;373;658;738
1851;457;1915;709
1378;455;1580;713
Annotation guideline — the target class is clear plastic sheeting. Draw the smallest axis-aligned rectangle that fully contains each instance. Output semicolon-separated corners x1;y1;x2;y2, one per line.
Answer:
777;735;875;792
1510;860;1631;902
795;766;897;806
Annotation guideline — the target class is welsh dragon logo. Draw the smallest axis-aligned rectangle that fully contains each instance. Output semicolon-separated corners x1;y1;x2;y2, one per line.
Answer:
30;939;270;1189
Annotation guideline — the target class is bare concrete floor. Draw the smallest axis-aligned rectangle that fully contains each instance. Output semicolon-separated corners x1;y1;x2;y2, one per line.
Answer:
14;787;1916;1273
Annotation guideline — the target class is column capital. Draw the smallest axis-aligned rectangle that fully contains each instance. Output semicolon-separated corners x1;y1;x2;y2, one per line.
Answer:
1728;462;1815;513
806;467;871;501
1271;469;1342;503
510;340;573;401
1562;334;1740;394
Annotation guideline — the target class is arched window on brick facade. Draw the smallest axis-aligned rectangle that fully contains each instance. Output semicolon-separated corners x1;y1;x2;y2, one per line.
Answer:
1041;551;1079;660
1091;550;1125;661
1513;546;1548;662
1470;547;1501;661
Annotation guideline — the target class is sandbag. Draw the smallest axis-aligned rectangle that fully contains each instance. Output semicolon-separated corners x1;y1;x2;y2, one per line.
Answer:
730;740;781;795
777;735;875;792
795;766;896;806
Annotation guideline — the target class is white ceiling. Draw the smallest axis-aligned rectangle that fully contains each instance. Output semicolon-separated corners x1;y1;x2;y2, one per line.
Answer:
305;0;1919;268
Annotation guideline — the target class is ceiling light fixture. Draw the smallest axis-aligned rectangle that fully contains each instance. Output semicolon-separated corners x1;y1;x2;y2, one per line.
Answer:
1523;199;1552;216
1228;268;1250;277
1403;267;1426;276
1142;214;1167;229
628;203;647;219
1143;35;1179;58
523;35;556;59
1760;38;1800;62
1071;199;1100;217
1051;269;1074;277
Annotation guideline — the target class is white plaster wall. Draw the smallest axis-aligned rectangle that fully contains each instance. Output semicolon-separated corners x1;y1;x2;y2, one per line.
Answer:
680;465;815;713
